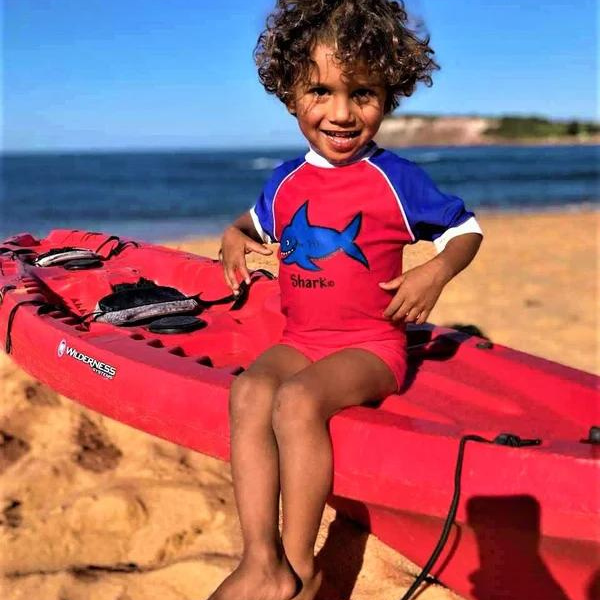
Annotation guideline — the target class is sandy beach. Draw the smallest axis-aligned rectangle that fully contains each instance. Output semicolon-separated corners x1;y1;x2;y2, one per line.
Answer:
1;209;597;600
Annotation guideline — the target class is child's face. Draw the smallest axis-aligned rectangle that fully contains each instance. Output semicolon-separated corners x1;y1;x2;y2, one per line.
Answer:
288;44;387;164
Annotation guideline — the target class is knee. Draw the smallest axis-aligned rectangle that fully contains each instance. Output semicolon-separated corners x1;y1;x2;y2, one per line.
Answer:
229;371;278;424
271;380;323;436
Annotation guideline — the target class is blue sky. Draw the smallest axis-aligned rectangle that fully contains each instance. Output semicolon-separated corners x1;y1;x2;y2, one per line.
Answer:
4;0;598;151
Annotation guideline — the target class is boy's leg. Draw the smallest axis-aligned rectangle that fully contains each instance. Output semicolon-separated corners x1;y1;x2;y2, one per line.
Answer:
271;349;397;593
229;344;310;558
208;344;310;600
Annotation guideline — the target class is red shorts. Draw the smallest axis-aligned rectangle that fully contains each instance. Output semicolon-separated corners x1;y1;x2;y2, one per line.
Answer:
278;335;407;392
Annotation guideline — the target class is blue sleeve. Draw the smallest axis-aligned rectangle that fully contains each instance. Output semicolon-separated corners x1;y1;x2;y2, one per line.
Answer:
369;150;476;243
251;189;275;243
250;156;305;243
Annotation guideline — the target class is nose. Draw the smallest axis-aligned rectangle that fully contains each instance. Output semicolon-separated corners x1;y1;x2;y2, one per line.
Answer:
328;94;354;125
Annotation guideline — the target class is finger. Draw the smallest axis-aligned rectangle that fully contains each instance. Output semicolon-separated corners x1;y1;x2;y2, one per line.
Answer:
379;276;404;290
231;268;243;295
238;262;251;285
225;264;240;293
391;299;414;322
221;258;234;286
383;295;404;318
404;306;423;323
232;259;252;293
222;264;232;288
415;309;430;325
246;240;273;255
384;296;410;320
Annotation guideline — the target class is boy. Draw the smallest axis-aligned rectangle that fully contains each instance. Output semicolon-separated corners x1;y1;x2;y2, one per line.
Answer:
210;1;482;598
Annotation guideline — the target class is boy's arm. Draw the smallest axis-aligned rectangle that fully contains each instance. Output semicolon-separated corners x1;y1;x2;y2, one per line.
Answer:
220;211;273;294
226;211;264;243
430;231;482;283
380;232;482;325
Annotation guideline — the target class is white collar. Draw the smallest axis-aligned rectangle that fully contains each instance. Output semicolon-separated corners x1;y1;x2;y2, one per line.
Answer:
304;141;379;168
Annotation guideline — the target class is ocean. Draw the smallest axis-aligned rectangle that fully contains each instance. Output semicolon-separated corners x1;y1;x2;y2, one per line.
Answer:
2;144;598;242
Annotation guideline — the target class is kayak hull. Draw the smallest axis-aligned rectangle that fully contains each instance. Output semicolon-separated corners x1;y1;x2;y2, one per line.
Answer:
1;229;598;600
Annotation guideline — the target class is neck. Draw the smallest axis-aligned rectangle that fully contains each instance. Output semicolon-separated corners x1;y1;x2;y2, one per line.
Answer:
305;141;378;168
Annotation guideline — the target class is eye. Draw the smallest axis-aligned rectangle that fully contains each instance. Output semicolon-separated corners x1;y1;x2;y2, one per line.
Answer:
353;88;375;101
308;86;329;98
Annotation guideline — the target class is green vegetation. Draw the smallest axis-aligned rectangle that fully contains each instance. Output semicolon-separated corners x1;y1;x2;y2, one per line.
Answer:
485;116;600;139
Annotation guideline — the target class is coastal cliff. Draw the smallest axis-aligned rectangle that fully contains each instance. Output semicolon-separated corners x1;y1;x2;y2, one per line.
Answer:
375;115;600;147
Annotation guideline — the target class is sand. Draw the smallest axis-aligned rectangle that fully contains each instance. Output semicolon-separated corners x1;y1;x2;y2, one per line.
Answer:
1;210;597;599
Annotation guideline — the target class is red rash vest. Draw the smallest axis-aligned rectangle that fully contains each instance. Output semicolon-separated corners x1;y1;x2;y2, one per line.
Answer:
250;143;482;348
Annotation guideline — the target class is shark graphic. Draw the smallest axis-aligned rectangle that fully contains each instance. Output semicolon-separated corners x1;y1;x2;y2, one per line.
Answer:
279;201;369;271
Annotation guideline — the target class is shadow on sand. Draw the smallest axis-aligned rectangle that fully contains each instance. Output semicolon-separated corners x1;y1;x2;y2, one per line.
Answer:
315;507;370;600
319;494;578;599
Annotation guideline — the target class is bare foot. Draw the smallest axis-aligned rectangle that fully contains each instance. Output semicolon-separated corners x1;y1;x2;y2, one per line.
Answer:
207;555;300;600
292;569;323;600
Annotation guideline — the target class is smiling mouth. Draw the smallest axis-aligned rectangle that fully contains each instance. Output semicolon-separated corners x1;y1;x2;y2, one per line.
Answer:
321;130;361;138
281;248;294;257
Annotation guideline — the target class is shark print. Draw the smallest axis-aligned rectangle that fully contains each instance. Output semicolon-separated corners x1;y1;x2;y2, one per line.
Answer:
279;201;369;271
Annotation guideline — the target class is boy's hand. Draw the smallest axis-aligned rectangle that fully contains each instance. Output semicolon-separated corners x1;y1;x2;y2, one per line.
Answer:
220;226;272;295
379;259;451;325
380;232;482;323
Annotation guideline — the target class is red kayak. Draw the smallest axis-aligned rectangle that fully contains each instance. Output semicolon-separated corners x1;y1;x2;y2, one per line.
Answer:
1;229;598;600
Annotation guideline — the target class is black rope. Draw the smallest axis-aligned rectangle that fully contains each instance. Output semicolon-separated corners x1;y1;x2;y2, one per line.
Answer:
195;269;275;312
194;292;238;309
105;239;140;259
399;432;541;600
74;309;103;324
94;236;121;255
95;236;140;259
5;300;46;354
0;285;16;304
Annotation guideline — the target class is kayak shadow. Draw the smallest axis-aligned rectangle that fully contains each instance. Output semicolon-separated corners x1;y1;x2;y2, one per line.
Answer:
316;503;370;600
466;495;570;600
587;569;600;600
323;496;576;600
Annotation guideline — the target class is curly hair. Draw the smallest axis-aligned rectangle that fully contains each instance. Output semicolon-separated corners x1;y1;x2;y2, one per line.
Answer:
254;0;439;112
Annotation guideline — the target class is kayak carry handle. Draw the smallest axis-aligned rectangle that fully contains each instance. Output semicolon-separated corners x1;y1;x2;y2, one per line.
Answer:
493;433;542;448
581;426;600;444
